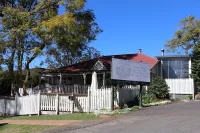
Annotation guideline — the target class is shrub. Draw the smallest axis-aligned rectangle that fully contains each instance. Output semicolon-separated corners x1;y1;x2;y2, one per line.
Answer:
142;93;156;104
188;95;193;100
148;77;169;99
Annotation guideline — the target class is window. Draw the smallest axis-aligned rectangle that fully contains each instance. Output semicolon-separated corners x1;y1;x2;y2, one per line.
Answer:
62;77;73;84
162;57;189;79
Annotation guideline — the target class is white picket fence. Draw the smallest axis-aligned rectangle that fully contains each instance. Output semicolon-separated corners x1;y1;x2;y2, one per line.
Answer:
0;98;16;116
0;95;39;116
165;79;194;94
90;88;112;111
40;87;112;113
0;87;114;116
16;95;39;115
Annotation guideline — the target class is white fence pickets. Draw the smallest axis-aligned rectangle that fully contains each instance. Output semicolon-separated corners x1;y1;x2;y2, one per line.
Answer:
0;94;39;116
90;88;112;111
0;99;16;116
1;85;140;116
39;88;112;113
16;94;38;115
40;95;56;111
165;79;194;94
59;95;71;112
0;99;6;115
74;96;88;112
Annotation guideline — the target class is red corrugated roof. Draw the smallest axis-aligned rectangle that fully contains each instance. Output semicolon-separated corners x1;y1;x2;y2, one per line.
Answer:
52;53;158;73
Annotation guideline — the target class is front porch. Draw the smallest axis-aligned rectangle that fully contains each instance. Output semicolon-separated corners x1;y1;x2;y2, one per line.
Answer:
38;72;107;94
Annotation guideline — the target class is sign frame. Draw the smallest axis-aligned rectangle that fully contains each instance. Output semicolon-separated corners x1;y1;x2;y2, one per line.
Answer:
111;58;151;83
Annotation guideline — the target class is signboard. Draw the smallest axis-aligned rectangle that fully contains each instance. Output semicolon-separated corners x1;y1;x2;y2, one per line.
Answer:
111;58;150;83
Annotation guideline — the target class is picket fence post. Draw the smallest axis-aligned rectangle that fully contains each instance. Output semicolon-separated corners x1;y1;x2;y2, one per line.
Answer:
37;91;41;116
15;94;18;115
4;99;6;116
117;84;120;107
56;94;59;115
111;87;114;111
87;89;91;113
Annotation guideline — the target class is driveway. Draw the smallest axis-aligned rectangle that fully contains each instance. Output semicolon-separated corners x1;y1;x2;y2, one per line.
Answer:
63;101;200;133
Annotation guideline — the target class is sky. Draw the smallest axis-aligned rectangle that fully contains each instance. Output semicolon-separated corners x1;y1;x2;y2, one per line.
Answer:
82;0;200;57
31;0;200;68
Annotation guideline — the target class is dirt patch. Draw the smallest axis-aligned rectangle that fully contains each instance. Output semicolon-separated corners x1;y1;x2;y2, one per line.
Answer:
0;120;82;126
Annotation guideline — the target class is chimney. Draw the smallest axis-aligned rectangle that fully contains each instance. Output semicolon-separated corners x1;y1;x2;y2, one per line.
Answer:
161;49;165;56
138;49;142;54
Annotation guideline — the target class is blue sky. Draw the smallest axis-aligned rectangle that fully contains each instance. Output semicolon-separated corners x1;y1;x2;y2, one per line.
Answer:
30;0;200;68
83;0;200;57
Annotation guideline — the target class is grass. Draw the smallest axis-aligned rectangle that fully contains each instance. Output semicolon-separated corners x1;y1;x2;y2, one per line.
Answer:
0;124;56;133
0;113;98;120
170;98;181;102
130;106;140;111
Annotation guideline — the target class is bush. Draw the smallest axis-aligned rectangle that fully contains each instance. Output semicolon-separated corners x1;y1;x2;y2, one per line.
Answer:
142;93;156;104
148;77;169;99
188;95;193;100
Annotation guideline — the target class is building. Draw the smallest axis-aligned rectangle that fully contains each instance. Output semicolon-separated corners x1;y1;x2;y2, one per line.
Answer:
38;50;158;93
31;49;195;99
155;50;194;99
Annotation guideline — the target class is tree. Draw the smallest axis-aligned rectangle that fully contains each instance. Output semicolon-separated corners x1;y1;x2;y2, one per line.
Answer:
191;43;200;89
45;45;101;68
0;0;102;95
165;16;200;54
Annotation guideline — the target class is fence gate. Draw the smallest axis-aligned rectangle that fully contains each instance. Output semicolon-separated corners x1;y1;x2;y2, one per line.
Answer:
16;94;39;115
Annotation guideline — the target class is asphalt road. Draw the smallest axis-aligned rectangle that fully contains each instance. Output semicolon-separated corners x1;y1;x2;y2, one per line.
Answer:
64;101;200;133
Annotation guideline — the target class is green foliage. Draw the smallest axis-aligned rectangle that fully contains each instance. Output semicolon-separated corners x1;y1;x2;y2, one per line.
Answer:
0;124;55;133
148;77;169;99
165;16;200;54
142;93;157;104
45;46;101;68
191;43;200;89
1;113;98;120
130;106;140;111
0;0;102;94
188;95;193;100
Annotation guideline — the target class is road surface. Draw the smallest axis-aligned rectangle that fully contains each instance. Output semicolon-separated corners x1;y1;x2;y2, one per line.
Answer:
64;101;200;133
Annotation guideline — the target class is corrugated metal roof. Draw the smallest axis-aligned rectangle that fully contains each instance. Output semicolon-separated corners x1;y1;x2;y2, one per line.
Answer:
44;53;158;73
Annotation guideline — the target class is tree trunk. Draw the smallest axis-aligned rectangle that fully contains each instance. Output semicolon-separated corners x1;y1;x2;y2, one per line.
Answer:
9;49;16;96
22;44;45;95
23;66;30;96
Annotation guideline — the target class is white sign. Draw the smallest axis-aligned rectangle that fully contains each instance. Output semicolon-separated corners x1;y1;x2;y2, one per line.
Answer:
111;58;150;82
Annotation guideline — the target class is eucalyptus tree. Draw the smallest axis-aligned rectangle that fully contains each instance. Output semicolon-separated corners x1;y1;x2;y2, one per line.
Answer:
0;0;102;95
165;16;200;54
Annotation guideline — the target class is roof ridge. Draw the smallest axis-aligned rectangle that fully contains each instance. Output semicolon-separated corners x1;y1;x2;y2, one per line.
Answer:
138;53;158;60
101;53;138;58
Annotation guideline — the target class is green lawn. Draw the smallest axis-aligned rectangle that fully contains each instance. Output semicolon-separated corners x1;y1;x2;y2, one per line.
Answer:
0;113;98;120
0;124;56;133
